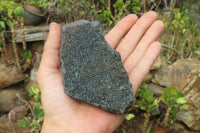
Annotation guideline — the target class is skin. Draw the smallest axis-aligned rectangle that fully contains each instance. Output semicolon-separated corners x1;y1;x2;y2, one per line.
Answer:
37;11;164;133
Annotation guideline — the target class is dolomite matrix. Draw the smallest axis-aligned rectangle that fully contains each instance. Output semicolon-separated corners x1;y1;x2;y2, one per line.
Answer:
60;20;133;114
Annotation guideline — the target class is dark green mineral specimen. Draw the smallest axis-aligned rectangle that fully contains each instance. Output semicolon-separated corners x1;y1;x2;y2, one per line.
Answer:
60;20;133;114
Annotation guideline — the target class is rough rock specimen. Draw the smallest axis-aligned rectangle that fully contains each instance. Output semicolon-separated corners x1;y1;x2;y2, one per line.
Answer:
0;59;26;89
60;20;133;114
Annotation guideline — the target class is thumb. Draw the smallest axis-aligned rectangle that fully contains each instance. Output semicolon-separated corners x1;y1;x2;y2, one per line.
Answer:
40;22;61;70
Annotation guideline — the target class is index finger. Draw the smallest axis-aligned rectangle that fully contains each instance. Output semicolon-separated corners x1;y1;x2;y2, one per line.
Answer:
105;14;138;49
40;22;61;70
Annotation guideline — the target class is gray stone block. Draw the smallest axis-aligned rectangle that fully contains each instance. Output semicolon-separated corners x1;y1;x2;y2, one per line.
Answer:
60;20;133;114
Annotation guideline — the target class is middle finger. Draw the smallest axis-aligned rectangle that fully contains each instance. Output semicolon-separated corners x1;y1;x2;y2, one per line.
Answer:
116;11;157;62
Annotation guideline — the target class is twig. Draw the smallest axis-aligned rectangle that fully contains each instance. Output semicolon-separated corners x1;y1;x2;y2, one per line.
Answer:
170;0;176;18
1;34;7;63
194;51;200;55
156;0;162;11
16;93;34;118
122;129;126;133
150;2;156;10
11;28;21;71
143;0;146;12
167;32;176;61
163;106;171;124
163;0;168;9
181;38;187;59
103;1;115;22
161;43;178;54
143;112;150;133
20;17;26;50
107;0;110;11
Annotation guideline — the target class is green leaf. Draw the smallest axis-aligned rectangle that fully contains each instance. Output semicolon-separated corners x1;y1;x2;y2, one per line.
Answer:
31;120;41;132
169;106;177;118
100;10;111;22
0;21;5;32
33;107;44;121
125;113;135;120
162;19;168;27
0;39;3;47
138;101;147;111
14;6;24;17
7;20;12;28
161;87;187;108
179;105;185;110
140;83;148;90
195;40;200;48
34;101;41;106
29;86;40;95
28;87;34;96
21;50;32;59
79;11;86;16
177;92;184;97
81;0;85;4
176;97;187;104
143;91;154;105
17;117;29;128
148;104;158;112
132;6;140;13
33;107;44;118
113;0;124;10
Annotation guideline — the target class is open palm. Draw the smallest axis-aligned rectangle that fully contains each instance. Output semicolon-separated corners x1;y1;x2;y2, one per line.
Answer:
37;11;164;133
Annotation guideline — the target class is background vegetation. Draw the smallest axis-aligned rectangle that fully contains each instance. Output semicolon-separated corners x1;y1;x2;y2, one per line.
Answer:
0;0;199;132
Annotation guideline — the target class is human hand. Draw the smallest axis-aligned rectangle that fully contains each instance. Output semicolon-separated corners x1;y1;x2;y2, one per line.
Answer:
37;11;164;133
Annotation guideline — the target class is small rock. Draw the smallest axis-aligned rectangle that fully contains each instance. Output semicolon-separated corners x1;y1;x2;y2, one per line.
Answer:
151;55;162;70
154;123;186;133
148;83;165;97
0;114;30;133
25;48;42;89
152;59;200;90
171;59;200;92
0;84;26;113
152;59;200;131
143;73;153;82
0;61;26;89
61;20;133;114
152;65;173;87
176;105;200;131
9;105;28;122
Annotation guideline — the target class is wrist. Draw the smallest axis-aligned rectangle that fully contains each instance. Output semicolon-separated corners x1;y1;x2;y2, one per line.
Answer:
41;118;71;133
41;112;123;133
41;119;116;133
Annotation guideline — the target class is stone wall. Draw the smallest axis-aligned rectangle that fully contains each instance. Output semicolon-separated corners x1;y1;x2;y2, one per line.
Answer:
115;57;200;133
0;41;43;133
0;25;199;132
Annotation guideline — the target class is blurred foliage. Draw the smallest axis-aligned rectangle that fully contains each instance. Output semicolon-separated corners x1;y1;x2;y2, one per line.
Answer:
0;0;32;69
18;86;44;133
0;0;199;131
125;113;135;120
136;83;159;131
161;4;200;63
21;0;51;8
1;1;199;64
53;0;200;63
0;39;3;47
128;83;188;128
14;6;24;17
138;84;159;113
160;87;187;124
54;0;141;28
